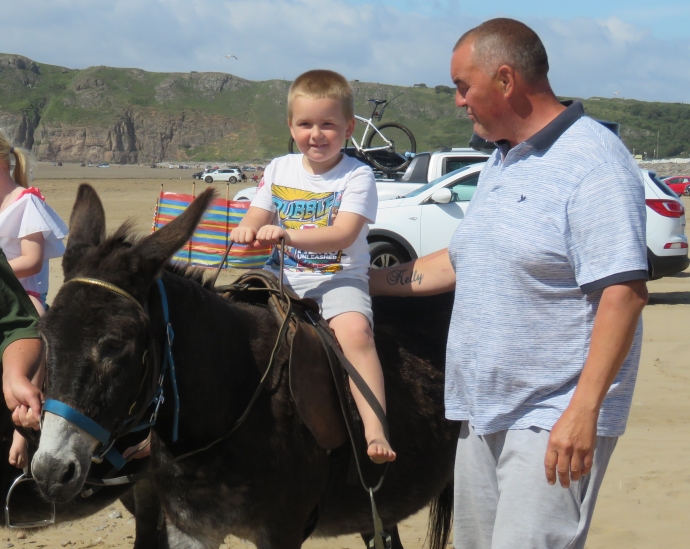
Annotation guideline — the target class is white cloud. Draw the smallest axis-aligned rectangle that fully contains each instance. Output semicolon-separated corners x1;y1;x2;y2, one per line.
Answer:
0;1;687;102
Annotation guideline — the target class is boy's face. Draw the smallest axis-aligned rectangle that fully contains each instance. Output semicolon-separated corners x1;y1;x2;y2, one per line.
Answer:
288;96;355;174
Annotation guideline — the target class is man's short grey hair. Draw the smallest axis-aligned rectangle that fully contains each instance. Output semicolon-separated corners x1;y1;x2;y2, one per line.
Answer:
454;18;549;85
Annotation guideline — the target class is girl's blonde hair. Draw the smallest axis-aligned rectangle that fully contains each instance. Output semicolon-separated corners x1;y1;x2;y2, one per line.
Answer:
287;69;354;123
0;130;30;188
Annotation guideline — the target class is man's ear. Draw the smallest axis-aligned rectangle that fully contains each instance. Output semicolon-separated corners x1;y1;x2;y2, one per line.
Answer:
496;65;516;97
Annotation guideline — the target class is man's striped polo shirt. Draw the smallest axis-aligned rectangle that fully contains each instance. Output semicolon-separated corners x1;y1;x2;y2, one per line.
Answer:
445;101;648;437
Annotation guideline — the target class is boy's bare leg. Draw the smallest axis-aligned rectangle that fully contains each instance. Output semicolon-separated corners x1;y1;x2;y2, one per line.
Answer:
329;312;396;464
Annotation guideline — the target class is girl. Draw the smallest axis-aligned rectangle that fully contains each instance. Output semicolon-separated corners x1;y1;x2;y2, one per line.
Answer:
0;132;68;468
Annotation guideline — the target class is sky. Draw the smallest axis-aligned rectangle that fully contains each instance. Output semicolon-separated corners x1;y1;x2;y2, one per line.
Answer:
1;0;688;103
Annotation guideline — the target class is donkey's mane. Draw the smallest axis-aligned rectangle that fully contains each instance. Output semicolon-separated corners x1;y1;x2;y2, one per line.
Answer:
95;221;214;289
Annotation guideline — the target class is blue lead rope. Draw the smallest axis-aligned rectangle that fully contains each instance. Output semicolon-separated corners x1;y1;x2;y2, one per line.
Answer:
157;279;180;442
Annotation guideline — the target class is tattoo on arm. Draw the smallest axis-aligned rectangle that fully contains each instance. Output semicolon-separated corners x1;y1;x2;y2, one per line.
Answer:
386;269;424;286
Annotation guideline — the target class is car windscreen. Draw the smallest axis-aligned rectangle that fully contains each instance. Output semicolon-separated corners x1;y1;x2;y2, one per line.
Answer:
649;172;678;198
404;166;476;198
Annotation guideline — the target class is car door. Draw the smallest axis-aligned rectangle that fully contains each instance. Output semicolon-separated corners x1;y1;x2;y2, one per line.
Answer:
419;172;480;256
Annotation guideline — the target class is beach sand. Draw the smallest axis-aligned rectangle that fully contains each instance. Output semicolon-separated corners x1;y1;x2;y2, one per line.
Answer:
2;163;688;548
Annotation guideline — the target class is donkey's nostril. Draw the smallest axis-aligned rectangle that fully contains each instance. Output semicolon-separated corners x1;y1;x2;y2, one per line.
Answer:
60;462;77;484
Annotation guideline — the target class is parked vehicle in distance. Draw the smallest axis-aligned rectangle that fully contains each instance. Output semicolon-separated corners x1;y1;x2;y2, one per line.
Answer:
645;171;690;278
662;175;690;196
192;171;205;179
375;147;489;200
97;163;109;168
233;187;257;201
367;166;689;279
368;165;483;267
204;168;243;183
242;166;255;171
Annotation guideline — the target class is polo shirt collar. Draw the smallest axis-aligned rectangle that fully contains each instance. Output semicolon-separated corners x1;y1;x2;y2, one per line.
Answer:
495;100;585;157
527;100;584;151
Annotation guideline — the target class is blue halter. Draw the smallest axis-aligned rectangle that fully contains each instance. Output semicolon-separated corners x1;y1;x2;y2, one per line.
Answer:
42;277;180;472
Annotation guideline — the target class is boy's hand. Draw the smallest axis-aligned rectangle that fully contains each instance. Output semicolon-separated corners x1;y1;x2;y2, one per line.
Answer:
256;225;291;245
231;226;258;246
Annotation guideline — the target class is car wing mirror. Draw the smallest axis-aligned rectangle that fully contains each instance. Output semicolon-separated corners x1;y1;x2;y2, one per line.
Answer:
429;188;452;204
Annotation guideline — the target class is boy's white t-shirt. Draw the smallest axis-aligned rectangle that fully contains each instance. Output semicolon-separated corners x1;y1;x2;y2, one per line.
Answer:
251;153;377;294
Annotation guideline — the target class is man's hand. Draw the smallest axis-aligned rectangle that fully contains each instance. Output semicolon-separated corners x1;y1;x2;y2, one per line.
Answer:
256;225;291;246
544;404;598;487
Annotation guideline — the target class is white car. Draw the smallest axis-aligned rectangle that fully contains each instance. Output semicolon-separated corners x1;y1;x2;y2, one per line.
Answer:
368;166;689;279
368;165;482;267
233;186;257;201
645;171;690;278
204;168;243;184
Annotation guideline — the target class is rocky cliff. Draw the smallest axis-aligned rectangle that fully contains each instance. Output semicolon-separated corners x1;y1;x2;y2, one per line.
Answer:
1;53;687;163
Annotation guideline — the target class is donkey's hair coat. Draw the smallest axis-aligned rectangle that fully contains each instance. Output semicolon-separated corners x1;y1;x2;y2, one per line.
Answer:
32;184;460;549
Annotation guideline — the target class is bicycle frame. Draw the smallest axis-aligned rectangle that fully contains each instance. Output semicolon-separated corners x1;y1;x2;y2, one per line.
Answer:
349;115;393;154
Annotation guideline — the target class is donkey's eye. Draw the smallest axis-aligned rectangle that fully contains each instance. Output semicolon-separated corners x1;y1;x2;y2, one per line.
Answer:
100;339;127;357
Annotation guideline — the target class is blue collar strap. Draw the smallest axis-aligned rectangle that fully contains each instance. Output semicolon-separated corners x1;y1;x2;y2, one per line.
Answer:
43;399;126;470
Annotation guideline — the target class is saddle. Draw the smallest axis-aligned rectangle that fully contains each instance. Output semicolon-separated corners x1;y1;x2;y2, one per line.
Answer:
217;270;349;450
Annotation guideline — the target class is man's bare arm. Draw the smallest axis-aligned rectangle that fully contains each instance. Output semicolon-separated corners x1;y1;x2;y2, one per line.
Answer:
369;248;457;297
544;279;648;487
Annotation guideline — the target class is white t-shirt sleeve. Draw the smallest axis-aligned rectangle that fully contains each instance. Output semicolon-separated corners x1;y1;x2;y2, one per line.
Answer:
250;159;277;213
338;164;378;224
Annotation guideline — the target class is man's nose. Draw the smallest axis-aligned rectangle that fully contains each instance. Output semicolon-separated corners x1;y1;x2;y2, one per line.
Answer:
455;90;466;108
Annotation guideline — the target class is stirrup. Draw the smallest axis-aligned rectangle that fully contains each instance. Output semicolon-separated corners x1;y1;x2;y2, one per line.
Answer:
368;488;392;549
5;470;56;529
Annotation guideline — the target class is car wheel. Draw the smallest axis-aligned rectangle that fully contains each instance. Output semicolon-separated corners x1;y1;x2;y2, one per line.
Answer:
369;241;409;269
229;177;237;183
205;176;213;183
683;186;690;196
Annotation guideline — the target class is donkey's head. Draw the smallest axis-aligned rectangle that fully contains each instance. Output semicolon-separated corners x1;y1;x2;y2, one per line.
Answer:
32;184;215;502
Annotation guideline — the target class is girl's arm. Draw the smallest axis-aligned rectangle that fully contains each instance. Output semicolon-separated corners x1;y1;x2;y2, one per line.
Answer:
8;233;44;278
257;211;367;253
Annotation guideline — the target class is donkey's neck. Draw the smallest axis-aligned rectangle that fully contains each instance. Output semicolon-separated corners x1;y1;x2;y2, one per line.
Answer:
150;272;276;446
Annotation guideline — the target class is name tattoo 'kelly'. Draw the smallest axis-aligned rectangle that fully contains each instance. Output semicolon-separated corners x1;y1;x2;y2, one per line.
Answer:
386;269;424;286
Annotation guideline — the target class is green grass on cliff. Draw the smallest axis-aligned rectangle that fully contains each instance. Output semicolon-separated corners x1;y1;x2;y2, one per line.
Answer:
1;53;689;162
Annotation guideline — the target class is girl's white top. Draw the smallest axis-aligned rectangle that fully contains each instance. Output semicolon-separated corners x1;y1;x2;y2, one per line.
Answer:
0;193;68;295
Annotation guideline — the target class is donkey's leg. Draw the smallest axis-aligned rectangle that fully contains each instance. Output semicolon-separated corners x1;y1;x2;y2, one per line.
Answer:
165;520;221;549
132;478;168;549
361;525;404;549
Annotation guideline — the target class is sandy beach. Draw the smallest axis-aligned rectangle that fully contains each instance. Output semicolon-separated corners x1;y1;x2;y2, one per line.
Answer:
1;163;688;548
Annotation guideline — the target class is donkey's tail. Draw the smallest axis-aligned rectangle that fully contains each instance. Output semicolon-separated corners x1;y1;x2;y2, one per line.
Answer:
427;481;453;549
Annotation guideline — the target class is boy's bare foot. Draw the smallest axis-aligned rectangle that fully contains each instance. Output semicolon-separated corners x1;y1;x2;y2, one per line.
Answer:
9;430;28;469
367;438;396;464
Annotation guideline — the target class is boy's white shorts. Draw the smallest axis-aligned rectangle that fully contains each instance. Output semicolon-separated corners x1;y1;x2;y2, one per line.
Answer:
299;277;373;328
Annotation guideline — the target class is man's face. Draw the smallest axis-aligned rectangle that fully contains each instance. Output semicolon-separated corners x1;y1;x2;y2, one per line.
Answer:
450;40;506;142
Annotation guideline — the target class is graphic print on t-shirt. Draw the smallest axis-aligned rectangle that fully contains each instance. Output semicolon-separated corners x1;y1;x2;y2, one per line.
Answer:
269;184;344;273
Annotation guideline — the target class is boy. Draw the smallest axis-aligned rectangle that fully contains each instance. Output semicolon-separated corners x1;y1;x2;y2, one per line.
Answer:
231;69;395;463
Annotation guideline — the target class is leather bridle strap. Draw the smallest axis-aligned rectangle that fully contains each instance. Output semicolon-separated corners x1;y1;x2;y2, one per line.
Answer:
64;277;146;316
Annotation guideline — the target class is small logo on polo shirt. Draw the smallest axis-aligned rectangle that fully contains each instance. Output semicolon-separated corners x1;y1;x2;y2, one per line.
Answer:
518;194;526;203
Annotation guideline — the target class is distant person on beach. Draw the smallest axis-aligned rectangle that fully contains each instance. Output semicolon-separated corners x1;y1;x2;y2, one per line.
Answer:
0;133;68;468
369;18;648;548
232;69;395;463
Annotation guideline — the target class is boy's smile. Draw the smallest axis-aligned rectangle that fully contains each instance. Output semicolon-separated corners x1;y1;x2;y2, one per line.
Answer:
289;97;355;175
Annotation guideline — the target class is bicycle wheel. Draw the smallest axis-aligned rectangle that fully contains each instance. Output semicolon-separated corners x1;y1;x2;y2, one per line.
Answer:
364;123;416;173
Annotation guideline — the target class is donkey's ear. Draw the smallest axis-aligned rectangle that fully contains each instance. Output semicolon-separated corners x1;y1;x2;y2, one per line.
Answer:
63;184;106;275
132;188;216;279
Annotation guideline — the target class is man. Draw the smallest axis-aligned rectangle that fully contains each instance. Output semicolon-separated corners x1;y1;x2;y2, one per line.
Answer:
369;18;648;549
1;249;43;432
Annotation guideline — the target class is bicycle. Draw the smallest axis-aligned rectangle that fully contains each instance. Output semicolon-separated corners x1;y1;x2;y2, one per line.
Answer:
288;94;416;173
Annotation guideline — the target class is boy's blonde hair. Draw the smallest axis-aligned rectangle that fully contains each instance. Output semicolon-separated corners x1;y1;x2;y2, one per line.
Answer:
0;130;30;188
287;70;354;122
